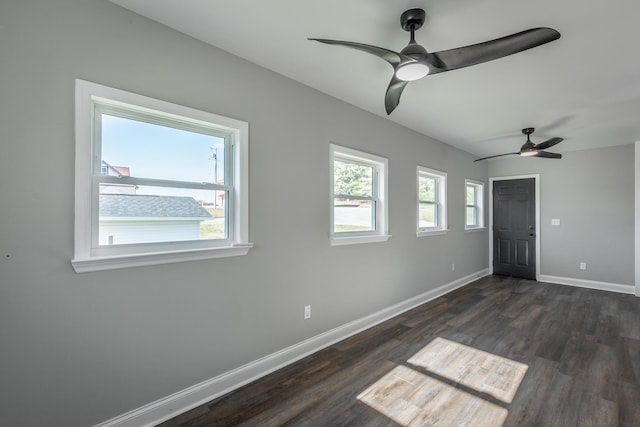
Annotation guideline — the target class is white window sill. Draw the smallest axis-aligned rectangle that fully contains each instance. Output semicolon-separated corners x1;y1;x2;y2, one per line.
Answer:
330;234;391;246
464;227;487;233
71;243;253;273
416;229;450;237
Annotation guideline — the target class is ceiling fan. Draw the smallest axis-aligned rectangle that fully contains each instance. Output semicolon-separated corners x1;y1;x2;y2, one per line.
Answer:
474;128;563;162
309;8;560;114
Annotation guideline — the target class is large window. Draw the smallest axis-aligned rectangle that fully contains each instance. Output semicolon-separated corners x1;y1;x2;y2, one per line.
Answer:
72;80;251;272
417;166;447;235
465;179;485;230
330;144;389;245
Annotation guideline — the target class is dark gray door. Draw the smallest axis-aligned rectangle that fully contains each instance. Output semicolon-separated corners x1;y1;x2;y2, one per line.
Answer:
493;178;536;279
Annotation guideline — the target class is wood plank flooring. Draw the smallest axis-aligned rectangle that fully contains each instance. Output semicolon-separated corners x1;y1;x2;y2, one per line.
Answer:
160;276;640;426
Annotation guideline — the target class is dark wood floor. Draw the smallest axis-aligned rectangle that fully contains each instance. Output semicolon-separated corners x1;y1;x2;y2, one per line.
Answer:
160;276;640;426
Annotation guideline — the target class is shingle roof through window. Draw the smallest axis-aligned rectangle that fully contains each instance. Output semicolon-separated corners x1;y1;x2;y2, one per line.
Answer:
99;194;213;218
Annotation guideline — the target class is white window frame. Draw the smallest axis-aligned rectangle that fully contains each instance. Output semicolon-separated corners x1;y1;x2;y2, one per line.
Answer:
465;178;485;231
330;144;390;246
72;79;252;272
417;166;448;236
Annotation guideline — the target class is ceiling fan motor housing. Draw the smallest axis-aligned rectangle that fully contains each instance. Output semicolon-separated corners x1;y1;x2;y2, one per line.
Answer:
520;128;537;153
401;43;427;57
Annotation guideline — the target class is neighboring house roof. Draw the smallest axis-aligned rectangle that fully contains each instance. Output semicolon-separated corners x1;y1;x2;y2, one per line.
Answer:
111;166;131;176
100;194;213;219
101;160;131;177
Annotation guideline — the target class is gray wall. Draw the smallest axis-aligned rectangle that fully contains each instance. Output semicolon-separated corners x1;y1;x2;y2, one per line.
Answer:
488;144;634;285
0;1;488;425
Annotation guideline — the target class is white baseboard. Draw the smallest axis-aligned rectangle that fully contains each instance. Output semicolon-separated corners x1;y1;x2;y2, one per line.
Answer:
95;268;489;427
539;274;635;295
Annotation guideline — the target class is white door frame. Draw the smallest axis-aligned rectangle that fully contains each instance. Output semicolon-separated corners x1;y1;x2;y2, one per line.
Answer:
488;174;541;280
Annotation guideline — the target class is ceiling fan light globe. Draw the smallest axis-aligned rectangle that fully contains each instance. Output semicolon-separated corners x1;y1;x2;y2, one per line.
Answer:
395;62;430;81
520;150;538;157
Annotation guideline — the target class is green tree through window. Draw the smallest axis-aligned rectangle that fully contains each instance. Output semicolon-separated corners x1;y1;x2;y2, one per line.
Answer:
334;160;373;197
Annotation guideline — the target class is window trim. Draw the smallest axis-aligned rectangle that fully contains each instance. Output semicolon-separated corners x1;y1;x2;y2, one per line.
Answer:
72;79;252;272
416;166;448;236
330;144;390;246
465;178;485;231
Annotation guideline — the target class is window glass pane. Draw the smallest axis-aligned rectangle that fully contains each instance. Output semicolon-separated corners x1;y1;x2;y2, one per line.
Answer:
419;203;436;228
98;184;226;245
466;185;476;205
334;198;374;232
419;176;436;202
100;114;225;184
466;206;477;226
334;159;373;197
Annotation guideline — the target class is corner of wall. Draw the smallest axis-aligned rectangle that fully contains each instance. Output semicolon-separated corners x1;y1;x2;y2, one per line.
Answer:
634;141;640;297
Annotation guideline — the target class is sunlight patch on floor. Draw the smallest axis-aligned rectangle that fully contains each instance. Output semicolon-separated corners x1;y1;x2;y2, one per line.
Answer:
357;365;508;427
357;337;529;426
408;337;528;404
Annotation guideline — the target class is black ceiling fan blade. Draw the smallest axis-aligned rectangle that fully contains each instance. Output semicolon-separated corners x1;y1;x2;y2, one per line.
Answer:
431;28;560;72
308;38;406;68
533;151;562;159
385;76;409;114
534;137;563;150
473;152;519;162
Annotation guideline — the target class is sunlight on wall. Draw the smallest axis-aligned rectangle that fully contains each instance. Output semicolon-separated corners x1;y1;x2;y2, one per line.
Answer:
357;337;528;426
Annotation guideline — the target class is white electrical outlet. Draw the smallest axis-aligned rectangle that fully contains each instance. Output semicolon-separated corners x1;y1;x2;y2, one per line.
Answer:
451;263;455;271
304;305;311;320
552;219;561;226
579;262;587;271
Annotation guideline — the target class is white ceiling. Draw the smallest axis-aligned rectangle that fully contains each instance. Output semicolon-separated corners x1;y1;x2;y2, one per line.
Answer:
110;0;640;158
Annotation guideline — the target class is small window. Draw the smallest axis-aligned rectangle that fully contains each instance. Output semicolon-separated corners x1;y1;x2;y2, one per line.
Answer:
72;80;251;272
417;166;447;235
465;179;484;230
330;144;389;245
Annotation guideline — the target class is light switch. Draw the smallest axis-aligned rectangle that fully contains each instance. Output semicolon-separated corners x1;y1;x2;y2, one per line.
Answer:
551;219;560;226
